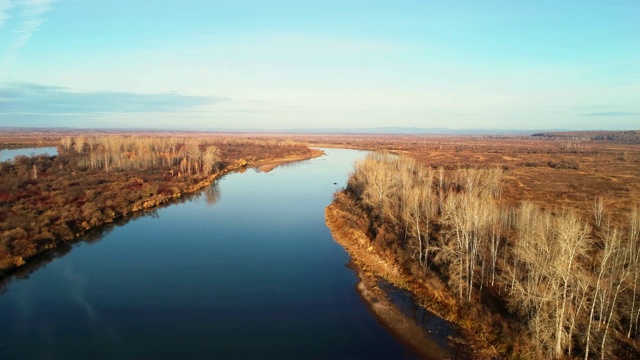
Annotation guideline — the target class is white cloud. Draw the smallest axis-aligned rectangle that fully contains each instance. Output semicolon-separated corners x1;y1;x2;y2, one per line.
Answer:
0;0;12;29
20;0;54;17
10;0;55;50
1;0;56;75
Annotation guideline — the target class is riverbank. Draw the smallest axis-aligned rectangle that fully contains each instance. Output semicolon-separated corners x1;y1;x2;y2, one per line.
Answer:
351;262;456;360
250;148;325;172
325;194;499;360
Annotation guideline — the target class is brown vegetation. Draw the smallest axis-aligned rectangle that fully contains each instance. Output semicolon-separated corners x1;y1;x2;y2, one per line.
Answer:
532;131;640;144
292;132;640;220
329;150;640;359
0;133;318;276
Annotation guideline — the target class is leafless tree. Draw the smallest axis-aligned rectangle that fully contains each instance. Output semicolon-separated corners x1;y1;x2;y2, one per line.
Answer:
73;136;85;154
593;196;606;228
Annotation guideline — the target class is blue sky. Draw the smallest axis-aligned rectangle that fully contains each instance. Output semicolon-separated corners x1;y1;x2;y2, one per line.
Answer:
0;0;638;130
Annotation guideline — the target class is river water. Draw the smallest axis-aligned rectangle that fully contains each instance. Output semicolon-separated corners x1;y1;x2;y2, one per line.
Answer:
0;148;425;359
0;147;58;162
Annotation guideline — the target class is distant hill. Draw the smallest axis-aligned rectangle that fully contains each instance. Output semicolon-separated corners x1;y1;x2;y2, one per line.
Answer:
6;126;637;138
532;130;640;144
282;127;544;135
0;126;544;135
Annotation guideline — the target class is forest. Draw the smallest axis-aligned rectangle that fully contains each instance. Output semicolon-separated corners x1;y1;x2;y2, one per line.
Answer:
0;135;317;276
332;151;640;359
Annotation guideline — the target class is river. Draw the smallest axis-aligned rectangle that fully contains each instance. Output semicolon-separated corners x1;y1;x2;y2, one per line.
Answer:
0;148;428;359
0;147;58;162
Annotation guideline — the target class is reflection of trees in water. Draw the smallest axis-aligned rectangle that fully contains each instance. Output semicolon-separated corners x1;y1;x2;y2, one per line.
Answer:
274;160;306;171
0;243;72;295
205;182;221;207
253;160;304;173
0;186;211;294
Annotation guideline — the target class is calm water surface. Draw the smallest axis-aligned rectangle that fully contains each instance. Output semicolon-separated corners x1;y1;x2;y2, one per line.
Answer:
0;147;58;162
0;148;421;359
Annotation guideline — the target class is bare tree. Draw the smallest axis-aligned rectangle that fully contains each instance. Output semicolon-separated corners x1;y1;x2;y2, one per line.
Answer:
437;166;445;214
358;152;397;221
73;136;85;154
593;196;606;228
600;228;630;360
202;146;220;175
488;205;504;287
629;206;640;337
60;136;72;151
553;211;590;358
406;167;433;267
509;204;590;358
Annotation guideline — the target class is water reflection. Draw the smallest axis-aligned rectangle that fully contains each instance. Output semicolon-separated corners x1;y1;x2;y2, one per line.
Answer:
378;279;461;355
0;188;203;294
204;182;221;207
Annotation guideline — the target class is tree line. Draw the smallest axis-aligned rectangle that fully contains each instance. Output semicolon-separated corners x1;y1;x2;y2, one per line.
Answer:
344;151;640;359
59;135;221;175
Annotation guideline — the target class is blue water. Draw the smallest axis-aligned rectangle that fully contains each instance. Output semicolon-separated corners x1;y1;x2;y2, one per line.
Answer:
0;147;58;162
0;148;421;359
378;280;461;356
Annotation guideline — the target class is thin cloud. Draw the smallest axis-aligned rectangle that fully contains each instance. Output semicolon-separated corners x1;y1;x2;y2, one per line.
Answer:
1;0;55;73
0;0;12;30
0;82;227;114
583;112;639;117
10;0;56;50
20;0;53;16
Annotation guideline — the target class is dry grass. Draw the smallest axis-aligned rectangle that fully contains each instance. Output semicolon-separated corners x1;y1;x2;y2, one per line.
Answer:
407;140;640;222
293;133;640;222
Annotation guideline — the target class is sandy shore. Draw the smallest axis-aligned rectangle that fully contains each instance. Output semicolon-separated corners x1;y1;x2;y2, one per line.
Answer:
249;149;325;172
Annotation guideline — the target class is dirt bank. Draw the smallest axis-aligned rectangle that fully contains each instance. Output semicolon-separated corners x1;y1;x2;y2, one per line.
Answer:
325;199;497;360
250;149;325;172
352;262;457;360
